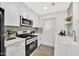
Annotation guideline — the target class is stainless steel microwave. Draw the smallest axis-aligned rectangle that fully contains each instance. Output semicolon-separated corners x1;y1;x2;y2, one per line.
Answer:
20;16;33;26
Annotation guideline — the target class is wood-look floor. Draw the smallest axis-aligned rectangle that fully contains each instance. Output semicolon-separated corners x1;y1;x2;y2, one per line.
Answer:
32;45;54;56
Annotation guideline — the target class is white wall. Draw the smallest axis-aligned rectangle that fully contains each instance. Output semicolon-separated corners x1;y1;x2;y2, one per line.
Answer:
40;11;67;46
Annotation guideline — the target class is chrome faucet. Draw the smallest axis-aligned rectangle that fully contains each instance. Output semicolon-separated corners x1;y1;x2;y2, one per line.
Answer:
73;30;77;41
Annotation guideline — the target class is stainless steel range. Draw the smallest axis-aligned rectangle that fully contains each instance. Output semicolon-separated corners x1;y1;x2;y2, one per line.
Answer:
17;31;38;56
25;36;38;56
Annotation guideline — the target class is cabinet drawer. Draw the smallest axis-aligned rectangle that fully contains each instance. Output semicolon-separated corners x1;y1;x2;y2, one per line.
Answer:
6;46;25;53
6;47;25;56
6;41;25;50
6;40;25;56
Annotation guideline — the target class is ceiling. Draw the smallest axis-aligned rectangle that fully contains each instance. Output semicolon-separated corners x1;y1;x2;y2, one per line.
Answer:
24;2;71;15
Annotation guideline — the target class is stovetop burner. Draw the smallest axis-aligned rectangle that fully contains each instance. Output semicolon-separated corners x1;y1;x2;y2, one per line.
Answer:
17;34;37;39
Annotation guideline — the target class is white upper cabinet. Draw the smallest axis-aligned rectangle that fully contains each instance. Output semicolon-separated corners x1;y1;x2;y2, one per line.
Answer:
1;2;20;26
30;13;40;27
20;3;28;18
0;2;40;27
20;3;40;27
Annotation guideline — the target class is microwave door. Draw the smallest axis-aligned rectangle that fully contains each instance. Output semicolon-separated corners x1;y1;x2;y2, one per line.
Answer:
21;19;30;26
23;20;30;25
20;16;32;26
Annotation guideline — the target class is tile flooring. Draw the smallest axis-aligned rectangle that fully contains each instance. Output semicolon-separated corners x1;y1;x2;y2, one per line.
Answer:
32;45;54;56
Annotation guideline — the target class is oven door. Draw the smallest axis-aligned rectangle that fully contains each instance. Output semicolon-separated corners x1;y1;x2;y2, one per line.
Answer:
26;40;38;56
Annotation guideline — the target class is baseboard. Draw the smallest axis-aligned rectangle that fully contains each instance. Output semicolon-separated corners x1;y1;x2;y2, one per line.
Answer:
38;44;43;47
42;44;54;48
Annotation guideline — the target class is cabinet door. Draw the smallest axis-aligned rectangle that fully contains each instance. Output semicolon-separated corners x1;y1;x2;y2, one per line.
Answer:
6;40;25;56
20;3;29;18
37;34;42;47
31;14;39;27
1;2;20;26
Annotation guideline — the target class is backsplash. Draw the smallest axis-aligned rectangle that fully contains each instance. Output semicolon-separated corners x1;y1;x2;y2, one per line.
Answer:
5;26;43;32
5;26;43;39
5;26;32;31
4;26;32;39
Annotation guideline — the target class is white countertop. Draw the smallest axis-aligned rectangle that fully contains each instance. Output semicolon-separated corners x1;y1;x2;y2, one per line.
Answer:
55;35;79;46
5;37;26;47
55;35;79;56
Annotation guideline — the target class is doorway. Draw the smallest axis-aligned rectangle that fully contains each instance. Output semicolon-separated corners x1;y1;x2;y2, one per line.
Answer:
42;18;56;47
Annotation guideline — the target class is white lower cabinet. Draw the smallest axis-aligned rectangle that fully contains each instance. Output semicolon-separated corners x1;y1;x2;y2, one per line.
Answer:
55;36;79;56
37;34;42;47
6;40;25;56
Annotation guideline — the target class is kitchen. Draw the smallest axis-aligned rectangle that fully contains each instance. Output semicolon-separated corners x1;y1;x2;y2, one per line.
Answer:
0;2;79;56
0;2;43;56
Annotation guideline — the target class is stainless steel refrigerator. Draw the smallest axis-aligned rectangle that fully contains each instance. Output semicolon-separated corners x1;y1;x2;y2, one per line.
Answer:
0;7;5;56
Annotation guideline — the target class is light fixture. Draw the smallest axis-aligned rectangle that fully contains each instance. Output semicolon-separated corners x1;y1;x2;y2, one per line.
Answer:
43;7;48;10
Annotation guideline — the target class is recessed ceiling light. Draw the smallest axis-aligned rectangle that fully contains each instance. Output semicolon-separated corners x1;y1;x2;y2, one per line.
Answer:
43;7;48;10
